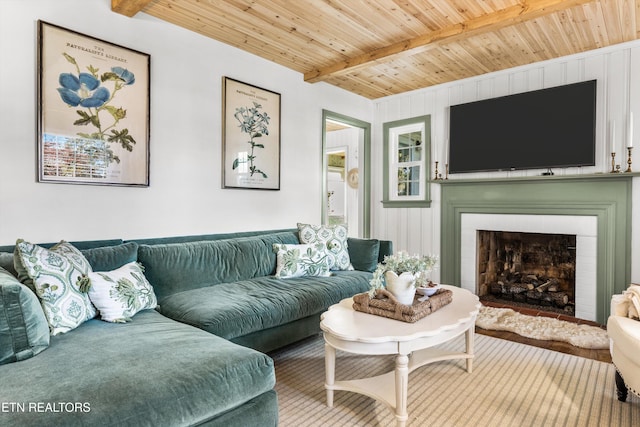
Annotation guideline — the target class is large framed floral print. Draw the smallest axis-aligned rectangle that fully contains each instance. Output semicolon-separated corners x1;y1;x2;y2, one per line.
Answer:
37;21;150;186
222;77;281;190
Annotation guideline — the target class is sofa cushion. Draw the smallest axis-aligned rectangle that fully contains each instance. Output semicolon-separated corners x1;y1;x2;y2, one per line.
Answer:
0;240;129;280
0;239;124;254
138;231;299;301
297;223;352;270
158;270;372;340
0;267;49;365
128;228;296;245
87;262;158;323
273;243;331;278
14;240;97;335
200;390;278;427
0;310;275;426
81;241;139;272
347;238;381;272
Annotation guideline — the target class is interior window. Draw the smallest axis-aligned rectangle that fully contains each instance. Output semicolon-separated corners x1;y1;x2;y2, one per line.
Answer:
382;115;431;207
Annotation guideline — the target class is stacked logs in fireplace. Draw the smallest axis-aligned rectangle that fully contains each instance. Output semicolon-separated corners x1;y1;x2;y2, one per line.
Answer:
477;231;576;315
487;271;573;313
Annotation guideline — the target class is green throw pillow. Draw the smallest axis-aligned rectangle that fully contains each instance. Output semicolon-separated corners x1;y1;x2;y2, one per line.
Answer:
15;240;97;335
347;238;380;272
273;243;331;278
87;262;158;323
0;267;50;365
297;223;352;271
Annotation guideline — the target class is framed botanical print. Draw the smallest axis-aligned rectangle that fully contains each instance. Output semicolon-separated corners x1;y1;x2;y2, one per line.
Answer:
37;21;150;186
222;77;281;190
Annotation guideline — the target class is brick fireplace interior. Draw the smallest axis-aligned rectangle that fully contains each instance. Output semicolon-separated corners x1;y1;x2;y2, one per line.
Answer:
476;230;577;317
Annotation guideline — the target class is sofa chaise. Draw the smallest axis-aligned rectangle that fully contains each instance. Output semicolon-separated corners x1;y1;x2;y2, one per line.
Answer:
0;227;392;426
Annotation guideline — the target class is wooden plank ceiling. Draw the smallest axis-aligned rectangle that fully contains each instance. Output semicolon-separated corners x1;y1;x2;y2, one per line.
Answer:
112;0;640;99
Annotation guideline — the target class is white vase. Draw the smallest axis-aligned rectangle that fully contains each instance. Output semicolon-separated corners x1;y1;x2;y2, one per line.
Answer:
384;271;417;305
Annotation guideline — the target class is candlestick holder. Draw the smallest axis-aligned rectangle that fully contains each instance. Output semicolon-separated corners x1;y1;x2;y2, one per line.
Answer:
625;147;633;172
434;161;440;180
610;152;619;173
445;163;449;180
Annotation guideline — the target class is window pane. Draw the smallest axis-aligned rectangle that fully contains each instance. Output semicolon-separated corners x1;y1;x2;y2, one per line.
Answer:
398;147;411;162
410;145;421;161
398;131;422;163
408;180;420;195
408;165;420;180
397;167;407;181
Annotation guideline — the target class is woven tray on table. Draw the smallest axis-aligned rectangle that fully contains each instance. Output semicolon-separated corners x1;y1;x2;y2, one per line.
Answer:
352;288;453;323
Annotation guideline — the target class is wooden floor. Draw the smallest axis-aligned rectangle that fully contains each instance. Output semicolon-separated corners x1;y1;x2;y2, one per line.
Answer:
476;302;612;363
475;327;612;363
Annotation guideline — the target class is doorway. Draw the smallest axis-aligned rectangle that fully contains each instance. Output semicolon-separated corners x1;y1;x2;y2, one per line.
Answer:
322;110;371;238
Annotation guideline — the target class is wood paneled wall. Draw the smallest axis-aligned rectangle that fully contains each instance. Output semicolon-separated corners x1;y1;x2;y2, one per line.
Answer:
371;40;640;282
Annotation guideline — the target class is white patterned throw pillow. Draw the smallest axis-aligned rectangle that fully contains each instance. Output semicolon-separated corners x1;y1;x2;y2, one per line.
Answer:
15;240;97;335
87;262;158;323
273;243;331;279
297;223;353;271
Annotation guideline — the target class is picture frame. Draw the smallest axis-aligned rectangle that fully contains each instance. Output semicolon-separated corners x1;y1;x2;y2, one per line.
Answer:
222;77;281;190
37;21;150;186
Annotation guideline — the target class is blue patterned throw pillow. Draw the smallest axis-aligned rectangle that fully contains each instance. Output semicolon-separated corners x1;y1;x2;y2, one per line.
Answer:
14;240;97;335
297;223;353;271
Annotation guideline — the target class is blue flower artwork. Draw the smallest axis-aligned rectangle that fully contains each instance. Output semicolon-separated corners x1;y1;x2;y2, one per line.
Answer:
57;72;110;108
39;21;150;186
52;52;139;171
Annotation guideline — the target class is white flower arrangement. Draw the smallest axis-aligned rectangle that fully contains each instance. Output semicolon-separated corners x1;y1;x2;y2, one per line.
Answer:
368;251;438;297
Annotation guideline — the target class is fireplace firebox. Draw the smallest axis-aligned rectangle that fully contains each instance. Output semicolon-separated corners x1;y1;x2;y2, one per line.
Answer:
476;230;577;316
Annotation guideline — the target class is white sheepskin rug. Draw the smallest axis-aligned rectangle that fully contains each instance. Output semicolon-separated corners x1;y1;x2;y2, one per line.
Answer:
476;306;609;349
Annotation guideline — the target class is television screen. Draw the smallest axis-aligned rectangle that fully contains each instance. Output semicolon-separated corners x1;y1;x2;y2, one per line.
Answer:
449;80;597;174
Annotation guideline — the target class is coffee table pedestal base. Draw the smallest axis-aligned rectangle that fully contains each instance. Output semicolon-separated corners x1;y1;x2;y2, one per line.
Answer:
324;327;474;427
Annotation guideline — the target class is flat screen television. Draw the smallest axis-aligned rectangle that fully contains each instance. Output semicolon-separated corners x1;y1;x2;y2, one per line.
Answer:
448;80;597;174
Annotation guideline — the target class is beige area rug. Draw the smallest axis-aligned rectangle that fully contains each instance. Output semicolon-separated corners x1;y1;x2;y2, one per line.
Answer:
476;306;610;349
271;334;639;427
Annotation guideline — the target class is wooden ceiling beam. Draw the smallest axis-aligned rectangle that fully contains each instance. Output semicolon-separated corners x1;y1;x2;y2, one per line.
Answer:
111;0;155;17
304;0;596;83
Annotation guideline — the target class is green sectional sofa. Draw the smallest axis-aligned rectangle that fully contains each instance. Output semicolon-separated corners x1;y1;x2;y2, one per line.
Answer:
0;228;391;426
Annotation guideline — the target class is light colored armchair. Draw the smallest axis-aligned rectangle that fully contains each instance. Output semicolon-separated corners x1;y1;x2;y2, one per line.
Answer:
607;285;640;402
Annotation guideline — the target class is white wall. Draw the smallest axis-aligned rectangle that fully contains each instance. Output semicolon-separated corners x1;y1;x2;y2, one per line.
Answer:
4;0;638;282
0;0;372;245
372;41;640;283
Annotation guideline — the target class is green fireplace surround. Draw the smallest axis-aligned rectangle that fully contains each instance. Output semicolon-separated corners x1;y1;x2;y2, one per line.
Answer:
440;174;636;324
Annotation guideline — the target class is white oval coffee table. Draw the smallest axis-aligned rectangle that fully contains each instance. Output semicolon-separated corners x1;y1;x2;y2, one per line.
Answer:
320;285;480;427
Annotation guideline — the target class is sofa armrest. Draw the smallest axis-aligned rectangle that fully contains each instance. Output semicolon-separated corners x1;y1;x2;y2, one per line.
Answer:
0;267;50;365
611;285;640;320
611;293;629;317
